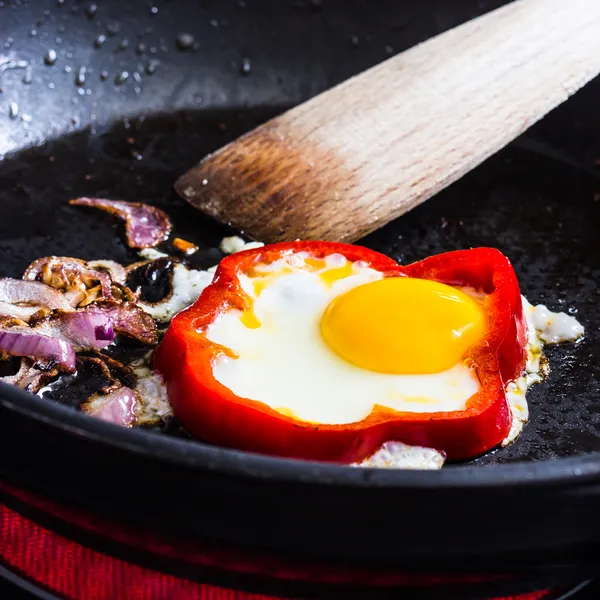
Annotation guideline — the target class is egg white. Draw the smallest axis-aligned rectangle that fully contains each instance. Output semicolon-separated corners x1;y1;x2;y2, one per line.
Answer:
205;253;480;425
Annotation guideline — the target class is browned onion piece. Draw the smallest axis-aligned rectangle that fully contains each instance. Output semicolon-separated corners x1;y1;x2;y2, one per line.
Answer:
87;301;158;346
0;302;42;321
24;256;113;303
0;278;72;311
0;357;60;393
0;309;115;372
81;386;139;427
87;260;127;284
70;198;172;249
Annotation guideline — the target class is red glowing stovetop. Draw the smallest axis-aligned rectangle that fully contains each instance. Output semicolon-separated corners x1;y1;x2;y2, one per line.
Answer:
0;481;595;600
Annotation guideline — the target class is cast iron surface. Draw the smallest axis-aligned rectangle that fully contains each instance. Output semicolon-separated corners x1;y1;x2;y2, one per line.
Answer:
1;0;600;571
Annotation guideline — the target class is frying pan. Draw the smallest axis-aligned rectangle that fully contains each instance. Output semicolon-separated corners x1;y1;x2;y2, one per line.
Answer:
1;0;600;594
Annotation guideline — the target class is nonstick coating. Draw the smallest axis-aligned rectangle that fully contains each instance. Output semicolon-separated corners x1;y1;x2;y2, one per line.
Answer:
1;0;600;571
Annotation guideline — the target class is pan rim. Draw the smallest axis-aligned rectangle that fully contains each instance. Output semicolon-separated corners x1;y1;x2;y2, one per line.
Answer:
2;380;599;491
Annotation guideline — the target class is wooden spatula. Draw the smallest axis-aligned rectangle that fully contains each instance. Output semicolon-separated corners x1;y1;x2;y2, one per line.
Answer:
176;0;600;244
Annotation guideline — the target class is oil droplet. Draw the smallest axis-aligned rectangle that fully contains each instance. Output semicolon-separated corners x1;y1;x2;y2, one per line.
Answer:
175;33;195;50
136;43;146;55
145;60;159;75
349;35;359;47
150;6;158;15
240;57;251;75
94;34;106;48
119;38;129;50
115;70;129;85
85;3;98;19
44;49;57;65
9;101;18;120
100;70;108;80
133;71;142;83
75;66;87;86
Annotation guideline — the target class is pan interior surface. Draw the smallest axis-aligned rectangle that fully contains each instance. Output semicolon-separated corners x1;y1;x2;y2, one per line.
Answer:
0;105;598;469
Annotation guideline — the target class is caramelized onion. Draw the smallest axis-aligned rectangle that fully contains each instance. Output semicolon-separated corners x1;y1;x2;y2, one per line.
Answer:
0;278;72;310
0;357;60;393
88;301;158;346
24;256;113;303
88;260;127;284
70;198;172;249
82;386;139;427
0;310;114;371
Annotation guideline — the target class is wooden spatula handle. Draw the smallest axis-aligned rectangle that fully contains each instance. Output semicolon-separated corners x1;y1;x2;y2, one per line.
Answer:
177;0;600;244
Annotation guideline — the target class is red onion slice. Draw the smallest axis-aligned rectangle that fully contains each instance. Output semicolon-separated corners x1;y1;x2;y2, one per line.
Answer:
32;310;115;351
87;260;127;284
0;358;60;392
0;302;42;321
24;256;113;302
87;301;158;346
0;278;71;310
70;198;172;249
0;310;114;371
0;330;76;371
82;386;139;427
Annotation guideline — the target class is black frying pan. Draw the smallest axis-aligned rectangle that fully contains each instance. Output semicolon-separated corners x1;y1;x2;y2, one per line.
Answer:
1;0;600;594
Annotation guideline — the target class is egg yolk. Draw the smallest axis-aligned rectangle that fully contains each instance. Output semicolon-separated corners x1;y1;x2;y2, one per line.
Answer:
320;277;487;375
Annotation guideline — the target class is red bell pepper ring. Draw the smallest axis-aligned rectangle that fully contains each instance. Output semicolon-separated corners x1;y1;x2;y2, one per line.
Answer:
153;242;527;463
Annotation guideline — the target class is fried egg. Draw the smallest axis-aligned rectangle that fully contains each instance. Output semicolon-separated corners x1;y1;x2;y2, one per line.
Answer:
205;252;484;425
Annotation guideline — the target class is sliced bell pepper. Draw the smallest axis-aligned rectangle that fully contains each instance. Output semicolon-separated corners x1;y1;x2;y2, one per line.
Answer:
153;242;527;463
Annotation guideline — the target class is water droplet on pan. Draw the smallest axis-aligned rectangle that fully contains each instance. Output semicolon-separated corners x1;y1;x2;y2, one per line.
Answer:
85;3;98;19
75;66;87;86
240;57;251;75
44;49;57;65
175;33;195;50
94;34;106;48
115;70;129;85
9;101;18;120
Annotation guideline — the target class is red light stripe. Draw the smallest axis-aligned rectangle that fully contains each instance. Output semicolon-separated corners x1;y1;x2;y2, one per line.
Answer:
0;495;557;600
0;481;509;587
0;501;275;600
